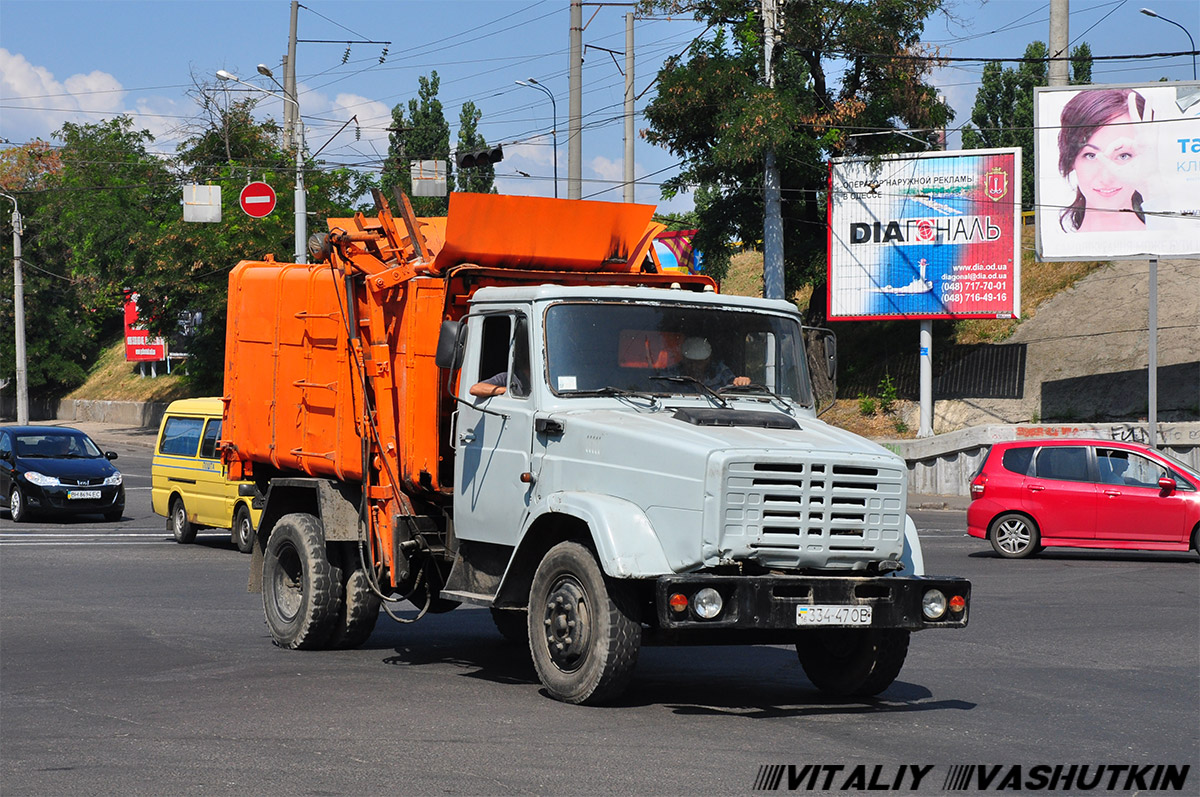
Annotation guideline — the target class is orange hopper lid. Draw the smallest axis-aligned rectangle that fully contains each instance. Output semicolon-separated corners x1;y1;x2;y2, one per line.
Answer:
430;193;659;273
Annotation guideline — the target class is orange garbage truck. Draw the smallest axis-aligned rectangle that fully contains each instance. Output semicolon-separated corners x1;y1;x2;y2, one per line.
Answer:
223;191;970;704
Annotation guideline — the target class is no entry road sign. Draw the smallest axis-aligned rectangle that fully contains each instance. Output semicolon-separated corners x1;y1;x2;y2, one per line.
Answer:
240;181;277;218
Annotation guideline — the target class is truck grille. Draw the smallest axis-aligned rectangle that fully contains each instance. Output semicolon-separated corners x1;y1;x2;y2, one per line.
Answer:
720;458;905;569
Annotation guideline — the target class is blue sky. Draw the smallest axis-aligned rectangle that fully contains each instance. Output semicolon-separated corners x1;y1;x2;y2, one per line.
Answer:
2;0;1197;214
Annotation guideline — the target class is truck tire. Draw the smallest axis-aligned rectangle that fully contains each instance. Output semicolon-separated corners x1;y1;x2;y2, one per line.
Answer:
989;512;1039;559
232;504;254;554
797;628;910;697
528;541;640;705
327;566;381;650
490;607;529;645
169;496;196;544
262;513;341;650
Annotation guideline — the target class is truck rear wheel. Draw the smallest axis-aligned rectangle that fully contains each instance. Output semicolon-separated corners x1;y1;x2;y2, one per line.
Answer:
528;541;640;705
262;513;341;650
797;628;910;697
327;565;381;650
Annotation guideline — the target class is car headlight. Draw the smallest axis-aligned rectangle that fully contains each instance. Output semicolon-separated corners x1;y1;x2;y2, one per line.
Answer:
103;471;123;486
24;471;60;487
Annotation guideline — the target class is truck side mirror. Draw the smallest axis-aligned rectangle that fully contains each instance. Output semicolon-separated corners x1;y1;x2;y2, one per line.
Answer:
823;334;837;382
435;320;466;371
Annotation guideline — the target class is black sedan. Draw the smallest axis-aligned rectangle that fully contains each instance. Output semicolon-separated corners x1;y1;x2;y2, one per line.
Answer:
0;426;124;522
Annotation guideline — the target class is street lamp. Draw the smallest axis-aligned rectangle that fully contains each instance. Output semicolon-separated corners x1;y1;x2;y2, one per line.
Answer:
1140;7;1197;80
216;68;308;264
1;192;26;423
515;78;558;198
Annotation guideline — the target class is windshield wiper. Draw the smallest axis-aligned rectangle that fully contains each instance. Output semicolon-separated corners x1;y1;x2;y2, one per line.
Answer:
650;375;729;408
718;382;795;410
571;386;661;405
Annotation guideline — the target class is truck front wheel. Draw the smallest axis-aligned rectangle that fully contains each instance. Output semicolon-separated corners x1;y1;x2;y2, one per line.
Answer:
262;513;341;650
528;542;640;705
797;628;910;697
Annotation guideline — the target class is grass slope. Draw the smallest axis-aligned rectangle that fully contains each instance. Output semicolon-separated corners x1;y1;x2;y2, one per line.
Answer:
66;340;192;403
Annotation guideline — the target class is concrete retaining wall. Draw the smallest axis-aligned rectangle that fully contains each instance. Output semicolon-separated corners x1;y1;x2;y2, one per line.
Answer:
0;398;171;429
883;422;1200;496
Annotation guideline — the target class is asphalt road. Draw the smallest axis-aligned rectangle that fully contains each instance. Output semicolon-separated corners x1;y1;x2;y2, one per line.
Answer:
2;435;1197;796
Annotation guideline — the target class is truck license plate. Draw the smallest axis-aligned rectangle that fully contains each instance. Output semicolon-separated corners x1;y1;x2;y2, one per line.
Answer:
796;605;872;626
67;490;102;500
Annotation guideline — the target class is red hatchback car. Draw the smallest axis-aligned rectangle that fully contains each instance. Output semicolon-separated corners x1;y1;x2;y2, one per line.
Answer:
968;439;1200;558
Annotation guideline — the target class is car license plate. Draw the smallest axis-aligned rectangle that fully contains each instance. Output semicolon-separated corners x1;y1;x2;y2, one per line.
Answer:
67;490;102;500
796;605;872;626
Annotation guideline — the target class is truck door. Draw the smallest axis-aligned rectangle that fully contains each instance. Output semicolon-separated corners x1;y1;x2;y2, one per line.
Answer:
453;313;536;546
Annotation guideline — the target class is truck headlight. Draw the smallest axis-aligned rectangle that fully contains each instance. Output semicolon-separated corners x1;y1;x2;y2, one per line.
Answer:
24;471;60;487
922;589;947;620
693;587;723;619
103;471;123;486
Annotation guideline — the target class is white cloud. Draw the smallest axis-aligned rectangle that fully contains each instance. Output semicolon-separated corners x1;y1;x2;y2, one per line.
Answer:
0;48;129;142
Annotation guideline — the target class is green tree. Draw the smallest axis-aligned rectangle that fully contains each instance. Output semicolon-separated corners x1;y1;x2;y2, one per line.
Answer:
961;41;1093;211
1;118;176;396
642;0;951;320
137;95;367;393
382;72;453;215
454;101;497;194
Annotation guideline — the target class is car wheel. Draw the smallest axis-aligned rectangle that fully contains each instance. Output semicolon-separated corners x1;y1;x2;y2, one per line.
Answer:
797;628;910;697
528;541;641;705
262;513;341;650
989;512;1039;559
9;486;28;523
169;496;197;544
233;504;254;554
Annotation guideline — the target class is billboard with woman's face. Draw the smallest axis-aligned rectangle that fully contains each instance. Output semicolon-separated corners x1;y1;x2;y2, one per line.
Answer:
1035;82;1200;260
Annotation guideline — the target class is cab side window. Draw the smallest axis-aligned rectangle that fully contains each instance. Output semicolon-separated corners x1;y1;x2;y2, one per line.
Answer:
160;417;204;456
477;314;530;399
1032;446;1089;482
477;316;512;388
199;419;222;460
509;316;531;399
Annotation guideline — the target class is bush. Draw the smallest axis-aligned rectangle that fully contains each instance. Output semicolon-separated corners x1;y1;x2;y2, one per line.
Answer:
877;374;898;414
858;393;877;416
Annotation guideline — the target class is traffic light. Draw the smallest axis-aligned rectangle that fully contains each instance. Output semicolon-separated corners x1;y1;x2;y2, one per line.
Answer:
455;145;504;169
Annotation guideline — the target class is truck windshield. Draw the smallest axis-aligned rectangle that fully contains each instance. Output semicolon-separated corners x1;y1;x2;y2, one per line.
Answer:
544;301;814;407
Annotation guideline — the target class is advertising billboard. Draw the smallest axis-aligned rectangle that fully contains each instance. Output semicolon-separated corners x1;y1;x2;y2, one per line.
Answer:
123;291;167;362
828;148;1021;320
1035;81;1200;261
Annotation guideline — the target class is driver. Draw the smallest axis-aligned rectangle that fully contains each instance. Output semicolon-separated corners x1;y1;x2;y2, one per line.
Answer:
678;337;751;390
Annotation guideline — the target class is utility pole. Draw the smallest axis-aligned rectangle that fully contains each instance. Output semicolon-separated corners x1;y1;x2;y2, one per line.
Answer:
2;193;27;424
624;12;635;203
762;0;784;300
1048;0;1069;87
569;0;583;199
284;0;300;149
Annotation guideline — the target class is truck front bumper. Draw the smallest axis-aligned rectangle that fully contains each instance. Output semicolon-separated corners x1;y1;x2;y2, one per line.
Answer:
651;573;969;643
